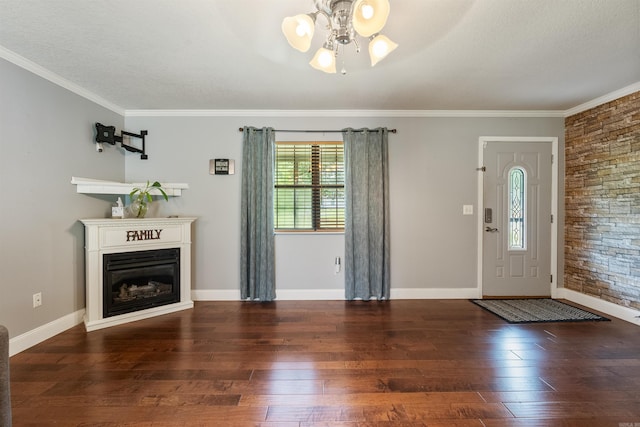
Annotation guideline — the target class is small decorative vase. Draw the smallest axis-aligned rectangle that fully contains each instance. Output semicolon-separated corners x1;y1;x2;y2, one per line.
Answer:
128;199;148;218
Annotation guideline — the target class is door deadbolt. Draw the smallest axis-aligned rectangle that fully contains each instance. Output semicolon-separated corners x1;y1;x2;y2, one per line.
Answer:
484;208;492;223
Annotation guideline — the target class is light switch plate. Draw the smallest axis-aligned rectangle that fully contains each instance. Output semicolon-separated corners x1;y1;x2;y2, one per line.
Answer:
463;205;474;215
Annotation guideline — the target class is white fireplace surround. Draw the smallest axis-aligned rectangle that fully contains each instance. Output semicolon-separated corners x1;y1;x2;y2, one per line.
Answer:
81;217;196;331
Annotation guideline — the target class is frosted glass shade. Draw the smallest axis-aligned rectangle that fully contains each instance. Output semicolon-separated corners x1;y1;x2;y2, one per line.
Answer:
368;34;398;66
309;47;337;73
352;0;390;37
282;14;315;52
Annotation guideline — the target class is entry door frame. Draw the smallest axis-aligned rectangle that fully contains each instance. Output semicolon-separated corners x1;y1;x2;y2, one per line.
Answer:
476;136;559;299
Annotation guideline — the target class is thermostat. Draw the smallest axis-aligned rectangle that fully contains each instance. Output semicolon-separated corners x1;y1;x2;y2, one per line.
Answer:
210;158;234;175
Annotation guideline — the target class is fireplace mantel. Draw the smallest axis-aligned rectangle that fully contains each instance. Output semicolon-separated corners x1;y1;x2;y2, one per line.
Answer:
72;176;189;196
80;217;196;331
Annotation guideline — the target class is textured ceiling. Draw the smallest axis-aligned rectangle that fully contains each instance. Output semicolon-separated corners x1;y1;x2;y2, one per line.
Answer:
0;0;639;112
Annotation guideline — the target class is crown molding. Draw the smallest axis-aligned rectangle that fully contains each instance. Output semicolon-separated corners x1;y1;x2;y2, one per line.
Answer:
0;45;125;116
125;109;565;118
564;81;640;117
3;43;635;119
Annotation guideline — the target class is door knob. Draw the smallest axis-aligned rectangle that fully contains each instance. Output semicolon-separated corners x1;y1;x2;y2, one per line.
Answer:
485;226;499;232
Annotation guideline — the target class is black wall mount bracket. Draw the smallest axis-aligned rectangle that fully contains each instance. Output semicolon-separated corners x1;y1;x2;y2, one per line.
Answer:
95;123;149;160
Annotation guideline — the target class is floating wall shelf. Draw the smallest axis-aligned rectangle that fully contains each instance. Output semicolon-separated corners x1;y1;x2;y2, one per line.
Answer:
71;177;188;196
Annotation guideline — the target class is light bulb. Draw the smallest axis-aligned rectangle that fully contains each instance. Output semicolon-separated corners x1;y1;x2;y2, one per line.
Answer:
296;19;311;37
368;34;398;66
282;14;315;52
361;3;374;19
353;0;390;37
318;51;333;67
372;38;388;57
310;47;337;73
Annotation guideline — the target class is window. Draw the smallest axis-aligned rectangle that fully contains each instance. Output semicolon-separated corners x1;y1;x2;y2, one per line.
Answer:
274;141;344;231
508;167;526;250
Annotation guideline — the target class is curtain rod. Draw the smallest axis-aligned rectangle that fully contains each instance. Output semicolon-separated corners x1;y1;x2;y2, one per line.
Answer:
238;127;397;134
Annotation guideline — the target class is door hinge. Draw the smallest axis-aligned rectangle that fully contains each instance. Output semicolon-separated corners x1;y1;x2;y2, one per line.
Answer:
551;214;554;223
551;154;554;164
550;274;553;283
476;166;486;172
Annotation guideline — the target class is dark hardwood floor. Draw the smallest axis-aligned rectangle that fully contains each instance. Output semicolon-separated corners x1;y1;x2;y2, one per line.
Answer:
9;299;640;426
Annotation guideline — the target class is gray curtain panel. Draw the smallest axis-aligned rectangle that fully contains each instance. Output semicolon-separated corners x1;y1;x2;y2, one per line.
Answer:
240;127;276;301
343;128;391;300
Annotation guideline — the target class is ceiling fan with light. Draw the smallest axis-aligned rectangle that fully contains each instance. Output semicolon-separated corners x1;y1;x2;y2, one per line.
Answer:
282;0;398;74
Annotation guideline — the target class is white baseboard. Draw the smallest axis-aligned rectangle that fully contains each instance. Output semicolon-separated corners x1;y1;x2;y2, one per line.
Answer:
275;289;346;300
192;289;242;301
192;287;480;301
557;288;640;326
392;287;480;299
192;289;345;301
9;309;85;356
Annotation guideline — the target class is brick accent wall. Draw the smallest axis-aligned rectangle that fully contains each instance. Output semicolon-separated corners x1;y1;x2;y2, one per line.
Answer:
564;91;640;309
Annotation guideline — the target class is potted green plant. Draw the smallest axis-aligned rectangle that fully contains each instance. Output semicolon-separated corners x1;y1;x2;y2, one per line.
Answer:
128;181;168;218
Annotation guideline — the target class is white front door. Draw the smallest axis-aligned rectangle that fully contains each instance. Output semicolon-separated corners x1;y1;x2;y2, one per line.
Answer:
480;138;554;297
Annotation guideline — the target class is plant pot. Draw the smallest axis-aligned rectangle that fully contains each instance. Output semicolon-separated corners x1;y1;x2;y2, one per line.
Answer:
127;199;148;218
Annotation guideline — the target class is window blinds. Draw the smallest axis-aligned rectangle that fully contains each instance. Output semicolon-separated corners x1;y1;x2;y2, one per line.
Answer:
274;142;345;231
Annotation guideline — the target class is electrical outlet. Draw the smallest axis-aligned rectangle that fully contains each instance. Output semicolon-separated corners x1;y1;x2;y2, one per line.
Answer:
33;292;42;308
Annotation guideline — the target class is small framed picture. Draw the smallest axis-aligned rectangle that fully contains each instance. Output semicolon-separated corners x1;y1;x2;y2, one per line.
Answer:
210;159;235;175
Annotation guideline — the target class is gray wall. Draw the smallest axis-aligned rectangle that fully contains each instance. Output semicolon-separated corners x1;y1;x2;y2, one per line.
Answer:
0;59;124;338
125;115;565;298
0;57;566;341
